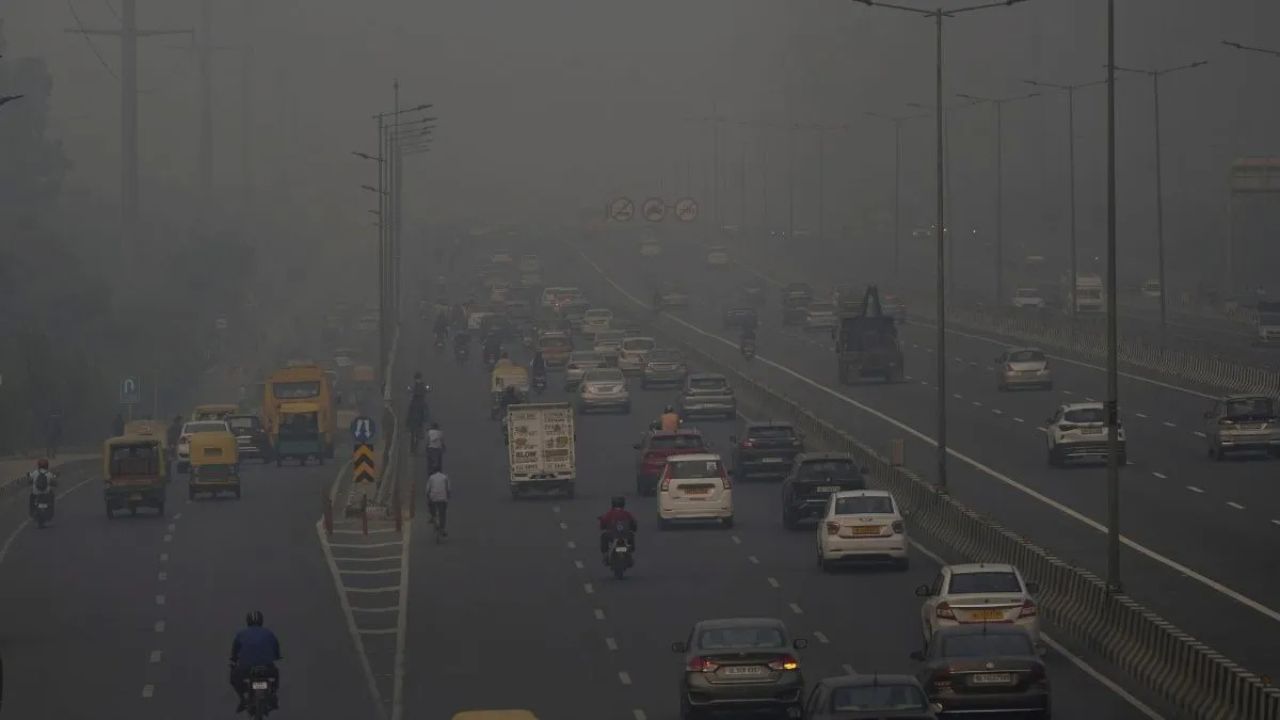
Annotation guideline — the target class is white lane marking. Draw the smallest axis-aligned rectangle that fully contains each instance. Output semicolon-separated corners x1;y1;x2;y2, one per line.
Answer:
767;577;780;588
167;523;176;532
618;671;632;686
731;535;742;545
594;608;606;620
149;650;163;663
789;603;804;615
1036;426;1047;433
813;631;830;644
159;553;168;562
953;393;964;399
141;684;155;699
605;637;618;651
1193;431;1206;438
172;513;182;520
559;522;568;530
905;375;914;381
1013;417;1025;423
0;476;94;566
1062;390;1074;396
359;628;399;635
163;534;172;543
333;528;399;535
574;560;585;570
1271;519;1280;527
1152;472;1168;480
747;555;760;565
969;361;978;367
582;248;1280;626
841;663;856;675
1085;396;1097;402
633;710;648;720
155;594;165;606
1135;412;1149;419
154;620;165;633
972;401;982;407
567;540;577;550
1162;421;1177;428
351;606;399;613
330;554;403;563
1227;501;1245;510
158;571;167;582
992;409;1004;416
583;583;595;595
1186;485;1205;494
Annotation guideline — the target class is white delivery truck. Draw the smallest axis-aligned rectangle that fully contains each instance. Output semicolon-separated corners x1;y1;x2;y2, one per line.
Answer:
506;402;576;499
1062;272;1105;315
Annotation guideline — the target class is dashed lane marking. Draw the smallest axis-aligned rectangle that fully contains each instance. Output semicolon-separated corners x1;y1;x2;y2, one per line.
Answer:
594;609;606;620
552;505;561;514
1271;519;1280;527
992;409;1004;416
566;540;577;550
972;401;982;407
141;684;155;699
605;637;618;651
618;671;632;686
766;577;779;588
1187;486;1205;494
583;583;595;595
747;555;760;565
789;603;804;615
633;710;647;720
149;650;162;663
813;631;830;644
0;476;94;566
559;522;568;530
172;513;182;520
1135;412;1149;418
1193;431;1206;438
1013;417;1025;423
359;628;399;635
1162;421;1177;428
154;621;165;633
1227;501;1245;510
953;393;963;399
167;523;176;532
574;560;585;570
162;534;172;543
731;535;741;545
1085;396;1097;402
159;553;168;562
155;594;165;606
157;571;167;582
1152;472;1168;479
352;606;399;613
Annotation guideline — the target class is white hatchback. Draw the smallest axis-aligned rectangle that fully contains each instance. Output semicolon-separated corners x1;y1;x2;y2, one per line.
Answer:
914;563;1042;649
816;490;909;571
657;453;734;529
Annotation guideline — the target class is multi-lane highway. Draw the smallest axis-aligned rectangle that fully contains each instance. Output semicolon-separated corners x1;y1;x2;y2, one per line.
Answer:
570;231;1280;684
394;291;1157;719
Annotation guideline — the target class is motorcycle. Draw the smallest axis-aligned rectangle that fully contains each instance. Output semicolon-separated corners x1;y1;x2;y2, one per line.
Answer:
434;333;447;352
242;666;279;719
740;339;756;360
454;342;469;365
532;373;547;395
607;525;634;579
30;472;55;528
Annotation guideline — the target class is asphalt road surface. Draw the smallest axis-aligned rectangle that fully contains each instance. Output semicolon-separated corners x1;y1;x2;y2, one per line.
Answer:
392;262;1157;719
570;231;1280;684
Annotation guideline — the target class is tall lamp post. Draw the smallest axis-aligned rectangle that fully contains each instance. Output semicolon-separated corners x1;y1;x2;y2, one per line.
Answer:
1114;60;1207;346
853;0;1033;491
955;90;1041;305
1222;41;1280;293
1024;77;1105;325
866;110;930;277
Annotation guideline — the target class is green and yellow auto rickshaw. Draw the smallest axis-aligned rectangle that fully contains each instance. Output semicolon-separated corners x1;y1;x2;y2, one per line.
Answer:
272;401;325;466
188;431;241;500
103;431;168;518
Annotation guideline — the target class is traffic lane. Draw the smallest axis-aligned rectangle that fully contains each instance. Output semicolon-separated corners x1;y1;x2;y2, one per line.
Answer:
399;331;630;719
572;244;1280;679
145;457;376;719
0;466;173;719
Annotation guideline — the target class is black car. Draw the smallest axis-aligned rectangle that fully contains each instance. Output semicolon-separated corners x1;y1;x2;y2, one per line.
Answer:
801;674;938;720
781;452;867;529
782;295;810;326
912;625;1050;719
672;617;808;719
226;414;272;463
732;422;805;480
722;306;759;331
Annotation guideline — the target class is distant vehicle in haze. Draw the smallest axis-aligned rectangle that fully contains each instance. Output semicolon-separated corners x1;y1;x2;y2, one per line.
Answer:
705;245;730;267
1202;394;1280;460
1063;273;1104;314
835;286;904;384
1141;279;1162;298
1012;287;1045;309
1254;300;1280;346
994;348;1052;391
804;301;838;332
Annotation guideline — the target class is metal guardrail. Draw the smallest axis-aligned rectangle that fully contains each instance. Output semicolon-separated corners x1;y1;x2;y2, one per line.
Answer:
577;253;1280;720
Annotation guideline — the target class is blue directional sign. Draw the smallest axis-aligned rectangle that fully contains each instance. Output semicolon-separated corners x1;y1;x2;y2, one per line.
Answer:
350;416;377;442
120;376;141;405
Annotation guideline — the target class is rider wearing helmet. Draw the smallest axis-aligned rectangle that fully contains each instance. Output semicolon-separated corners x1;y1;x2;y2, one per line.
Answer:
27;459;57;517
598;495;637;563
659;405;680;432
229;610;283;713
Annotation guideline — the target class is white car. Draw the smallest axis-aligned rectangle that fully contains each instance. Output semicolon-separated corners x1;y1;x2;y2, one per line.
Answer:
1046;402;1126;466
914;563;1042;648
657;453;733;529
581;308;613;336
617;336;656;374
1011;287;1045;309
565;351;606;391
592;330;627;365
1141;279;1162;298
706;245;730;267
816;490;909;571
577;367;631;414
803;302;838;332
177;420;232;472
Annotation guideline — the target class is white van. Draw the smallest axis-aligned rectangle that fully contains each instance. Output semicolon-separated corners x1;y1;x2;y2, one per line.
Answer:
657;453;734;529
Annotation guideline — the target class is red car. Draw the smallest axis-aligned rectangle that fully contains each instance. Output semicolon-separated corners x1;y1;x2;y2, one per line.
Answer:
633;428;708;496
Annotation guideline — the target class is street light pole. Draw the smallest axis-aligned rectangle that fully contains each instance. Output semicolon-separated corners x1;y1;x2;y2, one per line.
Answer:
1115;60;1207;347
867;110;930;277
1104;0;1120;595
1222;41;1280;294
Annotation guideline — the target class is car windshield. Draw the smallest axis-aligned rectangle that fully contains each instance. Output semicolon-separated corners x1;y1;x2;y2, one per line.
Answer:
668;459;723;479
941;633;1034;658
948;571;1022;594
227;417;259;431
622;338;655;351
689;377;728;391
584;369;624;383
834;496;894;515
569;353;603;365
1063;407;1105;424
184;422;227;434
648;434;705;451
749;426;795;439
809;303;835;313
830;684;928;712
648;350;682;363
1007;350;1045;363
1224;397;1275;417
800;460;857;478
696;626;784;650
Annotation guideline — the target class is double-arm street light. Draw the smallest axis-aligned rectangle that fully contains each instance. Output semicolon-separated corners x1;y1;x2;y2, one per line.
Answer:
865;110;930;276
1222;40;1280;59
955;90;1041;305
853;0;1033;491
1114;60;1208;346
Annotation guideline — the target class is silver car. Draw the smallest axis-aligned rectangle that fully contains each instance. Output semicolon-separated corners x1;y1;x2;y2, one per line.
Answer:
995;348;1052;391
565;351;606;391
641;348;688;388
803;302;838;332
678;373;737;419
1204;395;1280;460
593;330;627;366
578;367;631;414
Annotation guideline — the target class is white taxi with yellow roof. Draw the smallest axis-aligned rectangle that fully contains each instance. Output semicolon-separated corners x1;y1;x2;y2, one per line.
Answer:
914;563;1042;648
816;489;908;571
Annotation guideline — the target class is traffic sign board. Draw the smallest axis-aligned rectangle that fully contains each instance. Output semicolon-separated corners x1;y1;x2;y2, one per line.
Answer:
674;197;699;222
350;415;377;442
120;376;141;405
214;316;228;331
641;197;666;222
353;443;377;484
607;197;635;222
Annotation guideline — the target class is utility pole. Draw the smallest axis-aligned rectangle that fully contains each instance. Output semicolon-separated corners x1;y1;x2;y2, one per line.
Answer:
867;110;930;276
197;0;213;216
1104;0;1121;595
66;1;191;246
240;0;254;222
712;101;721;232
787;122;796;241
740;139;747;231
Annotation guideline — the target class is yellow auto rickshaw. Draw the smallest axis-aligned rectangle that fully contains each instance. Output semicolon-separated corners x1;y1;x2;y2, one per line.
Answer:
451;712;538;720
192;403;239;421
103;431;168;518
490;363;530;420
188;431;241;500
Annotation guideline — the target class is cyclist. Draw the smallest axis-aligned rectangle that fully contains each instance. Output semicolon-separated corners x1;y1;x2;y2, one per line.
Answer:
425;467;451;537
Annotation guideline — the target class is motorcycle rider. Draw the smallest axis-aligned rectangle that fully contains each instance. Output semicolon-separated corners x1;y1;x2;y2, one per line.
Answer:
530;350;547;386
426;421;445;473
453;329;471;359
482;333;502;366
598;496;637;565
229;610;282;713
27;459;57;519
659;405;680;432
739;324;757;356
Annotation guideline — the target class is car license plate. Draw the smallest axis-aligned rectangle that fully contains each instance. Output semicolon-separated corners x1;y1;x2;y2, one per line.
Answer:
251;681;270;690
1081;428;1103;435
763;457;784;463
614;546;628;553
684;486;711;495
815;485;841;493
970;672;1012;685
969;609;1005;621
722;665;767;676
851;525;880;536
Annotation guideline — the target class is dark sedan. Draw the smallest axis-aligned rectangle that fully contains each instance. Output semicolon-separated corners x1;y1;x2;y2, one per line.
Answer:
673;617;807;719
801;674;938;719
732;422;805;480
912;625;1050;719
227;414;272;463
780;452;866;529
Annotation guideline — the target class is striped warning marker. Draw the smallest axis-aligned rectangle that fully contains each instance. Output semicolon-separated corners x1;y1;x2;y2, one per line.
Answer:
353;443;377;484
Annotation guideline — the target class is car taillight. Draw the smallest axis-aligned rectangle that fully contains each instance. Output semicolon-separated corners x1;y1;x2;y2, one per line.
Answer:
935;602;956;620
825;521;840;536
659;467;672;492
1018;599;1038;618
891;520;904;534
739;439;754;449
686;656;719;673
767;655;799;671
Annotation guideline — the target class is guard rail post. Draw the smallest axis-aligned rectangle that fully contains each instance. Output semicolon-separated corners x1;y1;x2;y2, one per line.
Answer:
322;491;333;536
360;494;368;536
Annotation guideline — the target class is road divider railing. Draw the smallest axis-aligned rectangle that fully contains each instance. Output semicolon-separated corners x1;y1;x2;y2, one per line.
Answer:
576;252;1280;720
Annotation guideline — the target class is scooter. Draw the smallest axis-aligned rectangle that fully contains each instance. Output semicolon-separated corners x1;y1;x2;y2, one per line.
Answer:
31;492;54;528
454;342;469;365
242;667;279;720
607;526;634;579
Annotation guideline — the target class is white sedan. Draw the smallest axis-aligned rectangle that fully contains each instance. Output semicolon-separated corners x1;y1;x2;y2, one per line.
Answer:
816;490;908;571
914;563;1042;649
